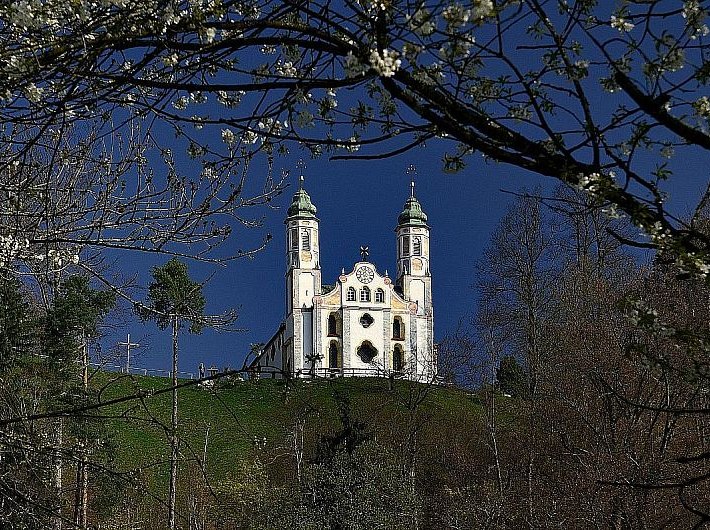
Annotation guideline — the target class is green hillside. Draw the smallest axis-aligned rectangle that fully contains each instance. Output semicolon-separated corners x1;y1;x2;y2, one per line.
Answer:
95;372;488;495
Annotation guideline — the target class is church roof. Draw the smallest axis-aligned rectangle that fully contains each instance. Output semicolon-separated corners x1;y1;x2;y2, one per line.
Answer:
287;187;317;219
398;195;428;227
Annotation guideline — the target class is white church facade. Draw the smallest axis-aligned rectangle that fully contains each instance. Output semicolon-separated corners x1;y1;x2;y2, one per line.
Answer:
250;181;436;381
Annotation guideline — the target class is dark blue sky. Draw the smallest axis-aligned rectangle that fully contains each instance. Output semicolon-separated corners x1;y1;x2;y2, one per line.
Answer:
87;4;710;376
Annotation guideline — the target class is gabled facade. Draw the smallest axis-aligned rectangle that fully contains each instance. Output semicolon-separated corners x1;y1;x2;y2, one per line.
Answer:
251;182;435;381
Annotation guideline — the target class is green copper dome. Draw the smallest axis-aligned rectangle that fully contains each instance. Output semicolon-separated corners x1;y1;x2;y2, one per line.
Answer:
398;196;428;226
287;188;317;218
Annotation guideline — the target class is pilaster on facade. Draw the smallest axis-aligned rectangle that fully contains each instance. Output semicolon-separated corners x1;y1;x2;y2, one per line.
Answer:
342;311;351;370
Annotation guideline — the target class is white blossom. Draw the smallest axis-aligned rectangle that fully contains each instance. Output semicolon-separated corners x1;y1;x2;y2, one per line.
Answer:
257;118;285;136
24;83;42;103
509;106;531;121
242;130;260;144
172;96;189;110
202;27;217;43
221;128;236;146
442;4;470;28
10;0;40;30
344;52;367;78
163;53;179;67
274;60;298;77
217;90;245;108
472;0;494;20
610;15;634;32
369;49;401;78
693;96;710;118
683;0;710;39
575;171;616;195
406;8;435;36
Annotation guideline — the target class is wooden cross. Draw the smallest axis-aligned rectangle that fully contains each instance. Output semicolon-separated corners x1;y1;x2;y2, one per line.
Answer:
118;333;140;373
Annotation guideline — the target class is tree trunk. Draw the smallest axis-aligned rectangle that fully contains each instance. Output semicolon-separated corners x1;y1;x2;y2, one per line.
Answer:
74;331;89;529
169;314;179;530
52;418;63;530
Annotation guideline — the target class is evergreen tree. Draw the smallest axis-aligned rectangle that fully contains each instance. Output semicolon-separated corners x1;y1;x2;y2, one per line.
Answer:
0;274;34;371
0;274;116;528
496;355;527;398
137;257;205;529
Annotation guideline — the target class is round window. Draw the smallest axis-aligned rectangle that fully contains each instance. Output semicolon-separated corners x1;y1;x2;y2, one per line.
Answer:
360;313;374;328
357;341;378;363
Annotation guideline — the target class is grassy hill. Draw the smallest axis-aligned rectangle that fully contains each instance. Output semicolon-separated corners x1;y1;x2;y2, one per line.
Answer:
89;373;500;528
94;372;486;490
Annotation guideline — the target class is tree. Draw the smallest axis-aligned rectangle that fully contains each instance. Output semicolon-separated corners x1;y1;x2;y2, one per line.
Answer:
0;274;117;529
137;257;206;530
496;355;526;398
0;273;33;372
477;192;558;396
45;276;116;529
1;1;709;275
470;185;710;525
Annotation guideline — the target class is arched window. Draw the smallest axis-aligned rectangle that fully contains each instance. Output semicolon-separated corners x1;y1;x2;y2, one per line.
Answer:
413;236;422;256
346;287;356;302
375;288;385;303
301;229;311;251
360;286;371;302
329;341;339;369
357;341;378;363
393;317;404;340
328;313;338;336
402;237;410;256
290;228;298;250
393;345;404;373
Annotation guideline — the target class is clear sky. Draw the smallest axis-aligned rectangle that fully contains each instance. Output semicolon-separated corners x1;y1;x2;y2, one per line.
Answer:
79;3;710;376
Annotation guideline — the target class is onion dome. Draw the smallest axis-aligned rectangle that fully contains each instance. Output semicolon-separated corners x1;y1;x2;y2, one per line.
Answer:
398;184;428;227
287;187;317;219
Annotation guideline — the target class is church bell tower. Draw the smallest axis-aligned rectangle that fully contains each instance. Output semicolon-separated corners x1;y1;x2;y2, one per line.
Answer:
395;182;431;315
285;175;321;373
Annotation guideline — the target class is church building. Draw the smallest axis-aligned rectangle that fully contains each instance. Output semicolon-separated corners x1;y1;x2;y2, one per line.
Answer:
250;179;435;381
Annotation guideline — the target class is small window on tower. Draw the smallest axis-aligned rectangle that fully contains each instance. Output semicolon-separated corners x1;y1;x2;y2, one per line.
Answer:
360;286;371;302
413;236;422;256
302;229;311;251
402;237;410;256
375;288;385;303
346;287;356;302
290;229;298;250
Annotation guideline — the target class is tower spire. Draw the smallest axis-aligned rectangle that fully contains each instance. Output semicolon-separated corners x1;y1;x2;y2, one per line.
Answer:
296;158;306;190
406;164;417;197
